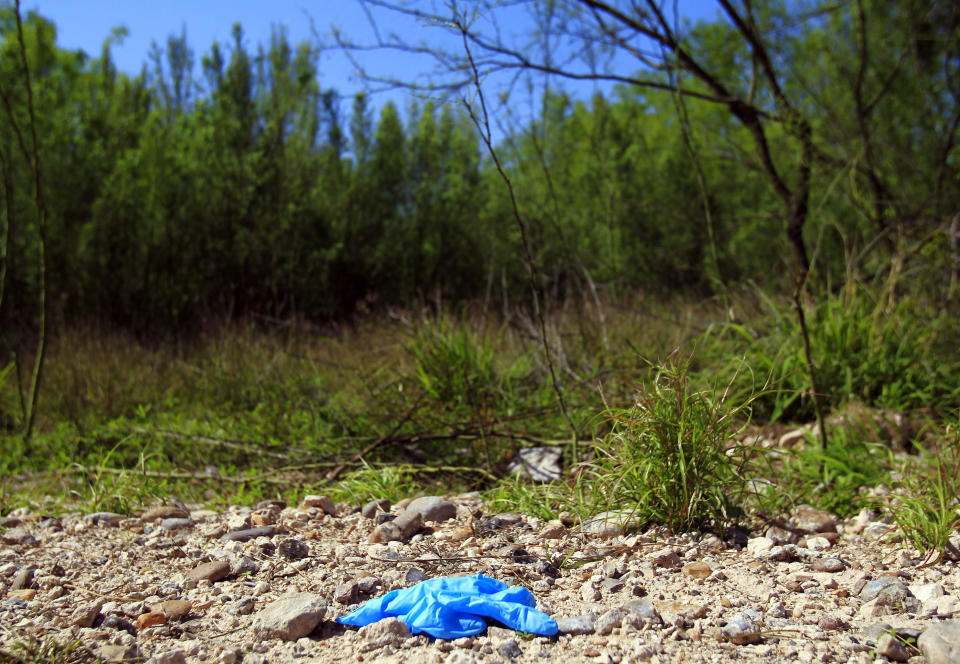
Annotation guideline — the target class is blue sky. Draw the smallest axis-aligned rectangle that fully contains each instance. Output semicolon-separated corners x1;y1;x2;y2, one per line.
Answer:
23;1;721;121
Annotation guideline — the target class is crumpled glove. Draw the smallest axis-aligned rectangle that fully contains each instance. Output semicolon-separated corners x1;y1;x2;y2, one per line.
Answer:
336;573;558;639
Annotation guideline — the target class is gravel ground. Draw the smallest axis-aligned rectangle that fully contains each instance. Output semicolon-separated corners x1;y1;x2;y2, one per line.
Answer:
2;493;959;664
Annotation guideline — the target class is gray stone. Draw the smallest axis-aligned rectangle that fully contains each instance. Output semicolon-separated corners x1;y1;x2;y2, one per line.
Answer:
278;538;310;560
159;518;193;531
623;599;663;626
361;499;391;519
96;644;140;662
231;555;259;576
10;565;35;590
767;544;799;562
747;537;774;557
70;599;105;627
497;640;523;660
580;510;642;536
84;512;125;526
405;567;429;585
225;597;255;616
142;506;190;522
919;621;960;664
406;496;456;522
370;510;423;543
595;608;625;635
0;527;37;546
723;611;762;645
150;651;187;664
557;614;596;635
101;615;137;636
220;526;276;542
358;616;410;652
252;592;327;641
860;576;911;604
813;557;845;573
334;580;359;604
600;577;625;593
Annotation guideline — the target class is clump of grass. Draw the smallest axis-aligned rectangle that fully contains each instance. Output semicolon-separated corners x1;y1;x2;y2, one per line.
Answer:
328;462;420;505
882;415;960;562
573;357;756;533
0;633;91;664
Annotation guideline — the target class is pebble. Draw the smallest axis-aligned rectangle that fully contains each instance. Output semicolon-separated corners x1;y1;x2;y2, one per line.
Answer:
226;597;255;615
252;592;327;641
278;538;310;560
497;640;523;659
909;582;944;604
361;499;391;518
186;561;231;583
790;505;838;533
137;611;167;629
0;527;37;546
299;495;336;515
156;599;192;620
860;576;911;603
579;510;640;536
595;608;625;635
159;518;193;531
539;521;566;539
84;512;125;526
813;557;845;573
405;496;457;522
96;644;140;661
220;526;276;542
102;615;137;635
722;610;762;644
10;565;35;590
557;614;596;635
150;651;187;664
624;599;663;626
747;537;774;557
648;548;681;568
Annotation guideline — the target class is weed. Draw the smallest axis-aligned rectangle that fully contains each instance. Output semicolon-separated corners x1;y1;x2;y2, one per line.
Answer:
882;416;960;562
573;357;756;533
0;633;92;664
328;462;420;505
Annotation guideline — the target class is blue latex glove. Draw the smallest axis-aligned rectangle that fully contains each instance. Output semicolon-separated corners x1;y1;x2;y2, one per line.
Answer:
336;573;559;639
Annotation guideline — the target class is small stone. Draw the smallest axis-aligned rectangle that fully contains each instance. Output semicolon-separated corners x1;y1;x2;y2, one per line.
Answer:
817;614;848;630
539;521;566;539
186;560;231;583
405;496;456;522
220;526;276;542
595;608;624;635
623;599;663;626
863;522;893;540
581;584;601;602
84;512;125;526
876;633;911;662
909;582;944;604
507;446;562;481
919;621;960;664
226;597;255;615
805;536;831;550
649;548;681;568
767;544;799;562
579;510;641;536
71;600;105;627
790;505;838;533
150;650;187;664
557;614;596;635
96;644;140;662
278;538;310;560
405;567;428;585
682;561;712;579
747;537;774;557
300;495;337;515
0;527;37;546
813;557;845;573
156;599;192;620
101;615;137;635
361;499;391;518
860;576;909;603
334;580;359;604
160;518;194;531
232;555;260;576
136;611;167;629
10;566;35;590
370;510;422;543
600;577;625;593
252;592;327;640
497;640;523;660
723;611;761;645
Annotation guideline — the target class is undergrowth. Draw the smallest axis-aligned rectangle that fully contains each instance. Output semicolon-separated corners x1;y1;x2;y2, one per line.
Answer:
1;289;959;558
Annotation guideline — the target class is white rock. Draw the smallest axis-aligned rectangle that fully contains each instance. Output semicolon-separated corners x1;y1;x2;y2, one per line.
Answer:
909;582;944;604
252;592;327;641
747;537;774;557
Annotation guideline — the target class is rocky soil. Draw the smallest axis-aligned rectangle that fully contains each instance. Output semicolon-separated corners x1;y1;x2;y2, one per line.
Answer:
2;493;960;664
